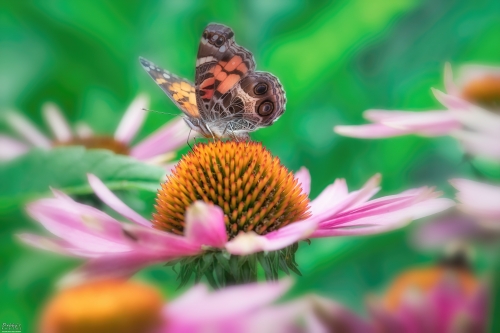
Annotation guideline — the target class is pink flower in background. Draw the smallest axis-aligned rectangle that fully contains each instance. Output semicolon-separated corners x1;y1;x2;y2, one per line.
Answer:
1;94;191;165
334;63;500;161
414;178;500;250
18;160;453;286
307;265;488;333
40;278;305;333
367;265;488;333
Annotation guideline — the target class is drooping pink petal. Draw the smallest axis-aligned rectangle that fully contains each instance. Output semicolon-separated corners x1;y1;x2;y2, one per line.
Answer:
87;174;152;227
225;219;317;255
5;112;52;148
309;178;348;217
453;130;500;160
114;94;149;144
130;117;191;160
312;191;454;238
167;280;291;323
314;174;381;222
334;123;411;138
450;107;500;135
295;167;311;196
184;201;228;248
17;233;101;258
42;102;73;142
121;224;202;257
58;251;168;287
450;178;500;219
0;135;29;160
432;88;471;111
443;62;460;96
364;109;427;122
26;198;133;253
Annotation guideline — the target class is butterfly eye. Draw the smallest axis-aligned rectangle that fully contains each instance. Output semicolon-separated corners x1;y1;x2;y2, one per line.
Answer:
258;101;274;116
254;83;268;95
215;36;226;47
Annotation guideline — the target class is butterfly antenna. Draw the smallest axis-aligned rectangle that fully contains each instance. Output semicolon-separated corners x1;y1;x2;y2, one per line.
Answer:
142;108;178;116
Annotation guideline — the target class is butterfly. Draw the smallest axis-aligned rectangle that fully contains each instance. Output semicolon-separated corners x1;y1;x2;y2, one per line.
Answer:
140;23;286;140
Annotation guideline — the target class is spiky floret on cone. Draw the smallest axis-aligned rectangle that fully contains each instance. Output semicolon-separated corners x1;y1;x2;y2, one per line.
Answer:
152;141;311;239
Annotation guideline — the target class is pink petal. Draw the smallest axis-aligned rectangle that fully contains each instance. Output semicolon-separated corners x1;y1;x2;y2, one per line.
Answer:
42;102;73;142
432;88;471;110
443;62;459;96
456;64;500;88
122;224;202;257
6;112;52;148
0;135;29;160
380;111;460;135
295;167;311;196
450;178;500;218
450;107;500;135
225;219;317;255
364;109;425;122
184;201;228;248
453;130;500;160
315;174;381;222
167;280;291;322
334;123;411;138
87;174;152;227
130;117;191;160
58;251;167;287
17;233;100;258
74;121;93;138
312;197;454;237
26;198;132;253
309;178;349;216
114;94;149;144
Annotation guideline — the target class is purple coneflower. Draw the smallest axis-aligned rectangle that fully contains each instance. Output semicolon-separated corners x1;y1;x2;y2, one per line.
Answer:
334;63;500;161
1;94;191;166
19;141;453;287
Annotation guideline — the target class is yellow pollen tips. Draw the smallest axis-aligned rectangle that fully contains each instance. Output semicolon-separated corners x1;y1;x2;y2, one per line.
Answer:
461;75;500;111
54;136;130;155
39;280;163;333
152;141;311;239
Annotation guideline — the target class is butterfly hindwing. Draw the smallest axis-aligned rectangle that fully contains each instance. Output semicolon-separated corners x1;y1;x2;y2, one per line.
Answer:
195;24;256;120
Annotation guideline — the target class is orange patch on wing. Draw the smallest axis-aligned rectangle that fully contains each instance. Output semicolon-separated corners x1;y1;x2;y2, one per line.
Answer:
216;71;228;81
188;92;197;105
236;63;248;74
200;77;215;89
170;83;181;92
202;90;214;100
224;56;243;72
211;65;222;77
180;82;192;92
183;102;200;117
156;78;167;84
217;74;240;94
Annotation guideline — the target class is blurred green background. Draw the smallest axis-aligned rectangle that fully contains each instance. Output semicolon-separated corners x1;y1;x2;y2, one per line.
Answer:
1;0;500;331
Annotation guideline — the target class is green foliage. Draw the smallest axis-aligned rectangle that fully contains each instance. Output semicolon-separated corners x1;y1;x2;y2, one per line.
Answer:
0;147;165;207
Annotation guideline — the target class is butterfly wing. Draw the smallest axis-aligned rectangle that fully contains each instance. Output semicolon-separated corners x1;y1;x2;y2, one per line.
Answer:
195;24;256;121
139;57;200;119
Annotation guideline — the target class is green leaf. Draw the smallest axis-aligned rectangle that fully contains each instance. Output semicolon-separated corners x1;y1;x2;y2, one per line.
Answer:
0;147;166;205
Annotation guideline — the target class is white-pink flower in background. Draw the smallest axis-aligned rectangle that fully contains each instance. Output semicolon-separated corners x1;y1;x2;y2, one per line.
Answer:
1;94;191;165
19;141;453;287
334;63;500;161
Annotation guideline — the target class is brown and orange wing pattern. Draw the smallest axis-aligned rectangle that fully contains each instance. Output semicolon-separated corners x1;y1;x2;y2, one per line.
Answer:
139;57;199;119
195;24;256;120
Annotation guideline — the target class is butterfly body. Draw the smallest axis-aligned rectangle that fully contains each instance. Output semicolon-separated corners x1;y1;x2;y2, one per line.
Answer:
140;23;286;139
